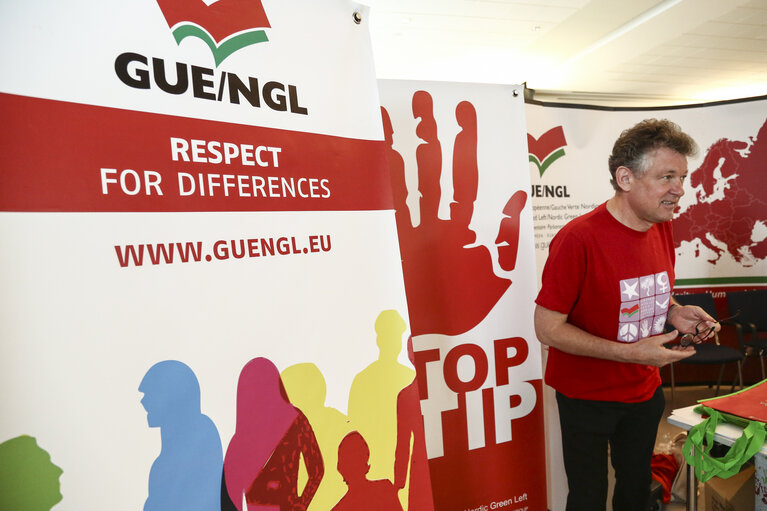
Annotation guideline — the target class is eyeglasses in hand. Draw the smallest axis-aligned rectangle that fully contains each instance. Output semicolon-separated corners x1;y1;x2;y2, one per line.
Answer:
679;310;740;348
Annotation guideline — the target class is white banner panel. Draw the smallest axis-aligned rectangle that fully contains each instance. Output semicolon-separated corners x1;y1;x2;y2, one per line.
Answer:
526;98;767;290
379;79;546;511
526;96;767;511
0;2;411;511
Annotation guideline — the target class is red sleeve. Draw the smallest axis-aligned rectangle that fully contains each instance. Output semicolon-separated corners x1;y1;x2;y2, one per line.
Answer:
535;228;586;316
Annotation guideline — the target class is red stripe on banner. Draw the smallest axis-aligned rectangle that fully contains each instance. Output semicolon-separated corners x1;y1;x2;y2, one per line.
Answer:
0;93;393;212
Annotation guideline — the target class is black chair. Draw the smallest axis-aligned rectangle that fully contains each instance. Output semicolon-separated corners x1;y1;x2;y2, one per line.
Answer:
725;289;767;379
667;293;744;400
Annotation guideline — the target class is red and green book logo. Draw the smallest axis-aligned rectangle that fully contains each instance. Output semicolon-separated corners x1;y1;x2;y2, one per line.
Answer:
156;0;271;66
621;304;640;318
528;126;567;177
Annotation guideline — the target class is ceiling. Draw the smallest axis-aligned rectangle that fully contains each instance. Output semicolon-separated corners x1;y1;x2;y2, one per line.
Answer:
364;0;767;107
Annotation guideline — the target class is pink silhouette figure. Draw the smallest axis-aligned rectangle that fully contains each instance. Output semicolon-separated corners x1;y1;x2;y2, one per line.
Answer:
223;357;323;511
331;432;403;511
382;94;527;336
394;338;435;511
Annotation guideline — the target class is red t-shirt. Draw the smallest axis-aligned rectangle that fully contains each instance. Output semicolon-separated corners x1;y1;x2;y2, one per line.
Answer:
536;202;675;402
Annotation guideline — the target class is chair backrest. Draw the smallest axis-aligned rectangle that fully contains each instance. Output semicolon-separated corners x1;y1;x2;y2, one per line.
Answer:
674;293;717;318
725;289;767;331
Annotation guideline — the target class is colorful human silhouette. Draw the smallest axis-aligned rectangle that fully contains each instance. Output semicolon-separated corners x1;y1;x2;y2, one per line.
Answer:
331;432;403;511
347;310;415;484
139;360;223;511
394;338;435;511
0;435;62;511
281;362;352;511
223;357;323;511
382;93;527;336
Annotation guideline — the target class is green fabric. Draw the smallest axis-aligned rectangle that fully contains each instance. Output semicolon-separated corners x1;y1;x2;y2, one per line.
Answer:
683;406;766;482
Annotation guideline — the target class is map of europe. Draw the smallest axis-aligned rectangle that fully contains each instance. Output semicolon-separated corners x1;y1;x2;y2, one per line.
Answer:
672;117;767;267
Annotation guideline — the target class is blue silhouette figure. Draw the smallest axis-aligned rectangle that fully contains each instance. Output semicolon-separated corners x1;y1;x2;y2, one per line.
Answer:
139;360;223;511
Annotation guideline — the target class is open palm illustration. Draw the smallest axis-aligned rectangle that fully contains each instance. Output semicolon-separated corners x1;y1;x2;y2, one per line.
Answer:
382;90;527;337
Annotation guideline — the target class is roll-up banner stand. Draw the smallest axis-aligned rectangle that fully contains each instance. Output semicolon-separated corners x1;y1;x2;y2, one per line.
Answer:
526;96;767;510
379;79;547;511
1;2;414;511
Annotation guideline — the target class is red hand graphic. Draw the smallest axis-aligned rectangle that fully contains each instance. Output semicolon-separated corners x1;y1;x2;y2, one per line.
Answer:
382;93;527;337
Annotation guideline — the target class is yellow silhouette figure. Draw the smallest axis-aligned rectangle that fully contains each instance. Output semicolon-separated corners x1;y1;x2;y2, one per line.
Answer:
347;310;415;497
282;362;352;511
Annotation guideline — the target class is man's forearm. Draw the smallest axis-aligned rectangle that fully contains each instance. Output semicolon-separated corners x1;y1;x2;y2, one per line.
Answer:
534;304;693;367
534;305;634;362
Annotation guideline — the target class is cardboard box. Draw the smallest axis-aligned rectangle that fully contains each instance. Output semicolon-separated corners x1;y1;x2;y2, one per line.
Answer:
705;464;755;511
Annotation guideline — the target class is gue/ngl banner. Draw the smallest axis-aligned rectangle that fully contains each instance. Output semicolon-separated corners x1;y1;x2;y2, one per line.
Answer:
1;2;414;511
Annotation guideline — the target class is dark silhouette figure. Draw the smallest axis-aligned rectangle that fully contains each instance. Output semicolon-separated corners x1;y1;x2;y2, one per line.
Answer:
332;432;403;511
139;360;223;511
0;435;62;511
412;90;442;225
223;357;323;511
394;338;435;511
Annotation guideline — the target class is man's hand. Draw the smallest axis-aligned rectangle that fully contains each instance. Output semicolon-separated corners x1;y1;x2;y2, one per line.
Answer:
626;330;695;367
668;304;721;342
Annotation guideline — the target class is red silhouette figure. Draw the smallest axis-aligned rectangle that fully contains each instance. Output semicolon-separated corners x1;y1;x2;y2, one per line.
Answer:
332;432;403;511
223;357;323;511
394;338;435;511
382;94;527;336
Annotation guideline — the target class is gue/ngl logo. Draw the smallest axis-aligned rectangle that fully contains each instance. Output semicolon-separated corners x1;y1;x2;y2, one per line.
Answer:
156;0;271;66
527;126;567;178
528;126;569;198
115;0;309;115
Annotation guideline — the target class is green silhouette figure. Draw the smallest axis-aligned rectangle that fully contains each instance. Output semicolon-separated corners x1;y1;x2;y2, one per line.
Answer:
0;435;63;511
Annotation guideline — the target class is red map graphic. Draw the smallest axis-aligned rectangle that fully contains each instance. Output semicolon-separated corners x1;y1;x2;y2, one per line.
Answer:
673;118;767;265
